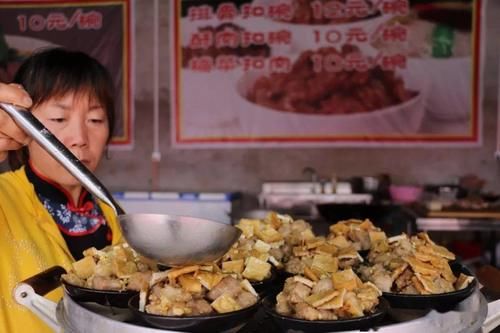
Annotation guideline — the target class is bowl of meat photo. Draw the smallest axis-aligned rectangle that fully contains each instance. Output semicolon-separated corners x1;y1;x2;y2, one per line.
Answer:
236;45;428;136
0;34;57;83
249;0;389;52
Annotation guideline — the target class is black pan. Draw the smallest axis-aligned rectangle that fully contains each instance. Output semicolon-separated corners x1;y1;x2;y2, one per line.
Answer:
18;265;137;308
382;262;476;311
128;294;260;332
262;294;388;332
62;280;138;308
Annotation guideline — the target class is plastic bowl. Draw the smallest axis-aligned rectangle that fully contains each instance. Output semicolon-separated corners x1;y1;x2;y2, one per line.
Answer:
389;185;423;204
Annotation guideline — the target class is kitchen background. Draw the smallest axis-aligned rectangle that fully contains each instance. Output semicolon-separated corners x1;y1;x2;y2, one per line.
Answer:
94;0;499;199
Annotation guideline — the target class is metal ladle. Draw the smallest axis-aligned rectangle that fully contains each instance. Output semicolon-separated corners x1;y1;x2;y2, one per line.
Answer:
0;103;241;266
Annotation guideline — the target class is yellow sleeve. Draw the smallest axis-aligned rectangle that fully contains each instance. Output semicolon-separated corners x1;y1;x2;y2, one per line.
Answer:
0;205;56;333
99;202;124;245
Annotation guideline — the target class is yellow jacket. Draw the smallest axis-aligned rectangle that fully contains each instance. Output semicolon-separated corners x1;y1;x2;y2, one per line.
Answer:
0;167;122;333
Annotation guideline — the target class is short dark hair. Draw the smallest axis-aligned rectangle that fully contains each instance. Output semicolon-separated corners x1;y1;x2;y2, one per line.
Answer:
8;48;115;170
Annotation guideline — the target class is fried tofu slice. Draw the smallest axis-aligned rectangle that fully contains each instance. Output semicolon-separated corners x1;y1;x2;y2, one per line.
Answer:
391;263;409;281
242;257;271;281
455;273;474;290
404;257;440;277
167;265;200;283
255;226;283;243
342;291;364;317
329;235;352;249
317;288;346;310
236;219;259;238
222;259;245;275
211;294;241;313
72;256;96;279
311;254;339;274
304;266;319;282
415;273;454;293
254;240;271;253
293;276;315;288
305;290;339;307
331;269;361;291
368;231;387;244
329;222;350;235
178;274;202;293
196;271;225;290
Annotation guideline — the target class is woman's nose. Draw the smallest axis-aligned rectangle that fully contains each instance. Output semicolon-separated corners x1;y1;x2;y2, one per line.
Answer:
67;120;89;148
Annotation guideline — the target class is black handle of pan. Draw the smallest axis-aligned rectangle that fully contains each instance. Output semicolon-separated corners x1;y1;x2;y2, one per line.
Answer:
20;266;67;296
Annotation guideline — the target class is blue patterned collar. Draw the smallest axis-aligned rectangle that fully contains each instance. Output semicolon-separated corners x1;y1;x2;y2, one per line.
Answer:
25;161;108;237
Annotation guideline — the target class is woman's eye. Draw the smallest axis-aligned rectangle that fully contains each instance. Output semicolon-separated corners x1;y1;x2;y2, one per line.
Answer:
50;118;66;123
90;118;104;124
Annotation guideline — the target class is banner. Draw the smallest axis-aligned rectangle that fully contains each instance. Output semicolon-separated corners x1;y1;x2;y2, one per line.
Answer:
171;0;482;148
0;0;133;147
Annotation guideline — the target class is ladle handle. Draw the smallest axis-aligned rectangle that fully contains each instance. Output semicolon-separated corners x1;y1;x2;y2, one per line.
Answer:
0;102;125;216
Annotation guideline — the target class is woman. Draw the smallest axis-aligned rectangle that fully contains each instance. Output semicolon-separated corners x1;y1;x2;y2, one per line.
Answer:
0;48;123;333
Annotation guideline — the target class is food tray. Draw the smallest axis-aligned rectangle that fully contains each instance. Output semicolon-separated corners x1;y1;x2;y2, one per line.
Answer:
52;286;489;333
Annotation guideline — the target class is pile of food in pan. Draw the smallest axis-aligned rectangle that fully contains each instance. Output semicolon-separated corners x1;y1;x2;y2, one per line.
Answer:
61;212;476;331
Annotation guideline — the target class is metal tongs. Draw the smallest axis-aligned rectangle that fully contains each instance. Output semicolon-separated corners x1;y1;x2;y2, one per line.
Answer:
0;102;241;266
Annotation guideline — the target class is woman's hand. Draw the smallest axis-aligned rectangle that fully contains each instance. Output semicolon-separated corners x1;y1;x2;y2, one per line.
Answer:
0;83;33;162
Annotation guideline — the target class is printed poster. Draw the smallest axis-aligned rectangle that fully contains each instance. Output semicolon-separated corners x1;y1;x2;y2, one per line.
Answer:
171;0;483;147
0;0;133;147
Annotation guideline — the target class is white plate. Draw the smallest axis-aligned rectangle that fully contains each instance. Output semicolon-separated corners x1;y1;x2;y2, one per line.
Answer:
5;35;58;53
412;57;471;121
179;61;428;139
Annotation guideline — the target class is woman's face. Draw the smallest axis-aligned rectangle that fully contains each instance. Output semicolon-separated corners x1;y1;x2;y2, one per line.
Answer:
28;91;109;187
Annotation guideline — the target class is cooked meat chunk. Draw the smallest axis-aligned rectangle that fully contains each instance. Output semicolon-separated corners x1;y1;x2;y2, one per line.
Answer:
236;291;258;308
127;271;152;291
276;292;292;315
207;276;241;301
91;276;122;290
312;278;333;294
394;268;413;291
159;285;193;303
295;302;322;321
287;282;312;304
186;299;213;315
285;257;306;274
